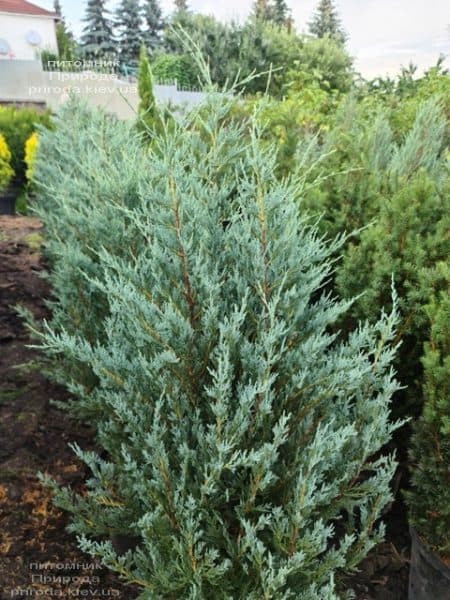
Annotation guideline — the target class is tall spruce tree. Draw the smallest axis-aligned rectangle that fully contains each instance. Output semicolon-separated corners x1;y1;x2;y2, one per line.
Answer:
174;0;189;12
81;0;116;59
252;0;273;21
309;0;346;44
272;0;291;26
115;0;143;66
35;94;402;597
53;0;62;18
142;0;164;52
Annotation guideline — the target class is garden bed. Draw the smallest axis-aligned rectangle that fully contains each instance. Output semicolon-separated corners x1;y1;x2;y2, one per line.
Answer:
0;216;136;599
0;216;410;599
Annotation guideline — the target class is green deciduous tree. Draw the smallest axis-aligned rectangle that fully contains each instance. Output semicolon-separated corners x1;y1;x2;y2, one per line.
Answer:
290;35;354;93
151;52;200;88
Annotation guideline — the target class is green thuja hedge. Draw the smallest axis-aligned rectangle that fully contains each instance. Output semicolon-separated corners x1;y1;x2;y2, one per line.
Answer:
35;97;403;598
31;94;247;415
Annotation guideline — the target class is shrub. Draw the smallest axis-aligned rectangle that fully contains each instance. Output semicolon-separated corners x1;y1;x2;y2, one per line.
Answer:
137;44;164;138
24;131;39;184
151;52;200;89
405;282;450;557
334;99;449;414
243;81;341;178
30;99;152;402
0;106;52;183
31;95;244;413
0;133;14;192
291;36;354;95
360;60;450;139
37;97;402;598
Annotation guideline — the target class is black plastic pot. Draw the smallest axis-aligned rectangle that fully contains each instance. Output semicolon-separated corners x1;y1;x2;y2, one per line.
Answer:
110;533;140;555
0;187;17;215
409;527;450;599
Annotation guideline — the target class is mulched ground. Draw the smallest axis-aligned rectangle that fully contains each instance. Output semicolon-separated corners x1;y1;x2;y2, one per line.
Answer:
0;215;410;599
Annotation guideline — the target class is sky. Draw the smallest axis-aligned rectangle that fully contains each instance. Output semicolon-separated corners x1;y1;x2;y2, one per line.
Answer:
36;0;450;78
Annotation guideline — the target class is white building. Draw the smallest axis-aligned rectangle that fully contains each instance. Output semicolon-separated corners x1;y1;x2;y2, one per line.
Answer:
0;0;57;61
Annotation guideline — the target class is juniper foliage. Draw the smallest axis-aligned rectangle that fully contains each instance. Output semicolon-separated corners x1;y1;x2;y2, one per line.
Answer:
35;96;402;598
31;99;152;404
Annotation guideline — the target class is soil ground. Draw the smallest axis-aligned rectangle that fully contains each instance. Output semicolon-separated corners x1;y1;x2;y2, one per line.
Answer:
0;215;410;599
0;216;136;599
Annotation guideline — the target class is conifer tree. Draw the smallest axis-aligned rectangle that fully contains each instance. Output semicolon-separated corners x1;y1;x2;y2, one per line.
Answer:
137;43;161;135
115;0;143;66
35;95;402;597
142;0;164;52
29;99;152;398
334;98;449;416
80;0;116;60
252;0;273;21
405;284;450;556
174;0;188;13
309;0;346;44
53;0;76;61
53;0;62;18
272;0;291;26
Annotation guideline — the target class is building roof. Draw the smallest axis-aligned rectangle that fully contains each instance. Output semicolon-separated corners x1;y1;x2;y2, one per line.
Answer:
0;0;56;17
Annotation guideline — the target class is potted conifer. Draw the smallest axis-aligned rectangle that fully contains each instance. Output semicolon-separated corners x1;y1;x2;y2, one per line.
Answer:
405;283;450;600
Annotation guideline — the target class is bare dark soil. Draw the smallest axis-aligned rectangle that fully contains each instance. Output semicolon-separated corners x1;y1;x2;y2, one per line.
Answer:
0;216;410;599
0;217;135;599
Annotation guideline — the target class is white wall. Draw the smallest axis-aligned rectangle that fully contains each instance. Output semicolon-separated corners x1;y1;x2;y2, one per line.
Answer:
0;13;57;61
0;62;208;120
